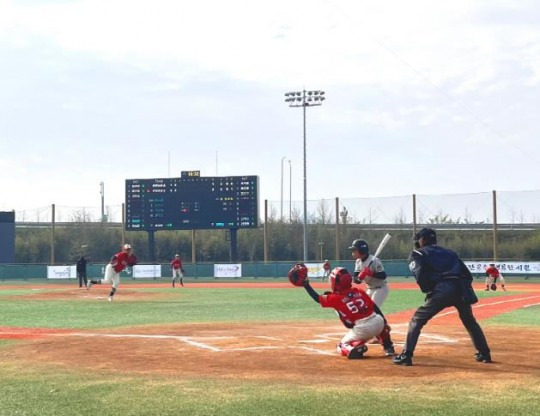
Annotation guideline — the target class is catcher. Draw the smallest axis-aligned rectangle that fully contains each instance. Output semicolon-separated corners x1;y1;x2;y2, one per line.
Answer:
87;243;138;302
485;263;507;291
288;264;395;359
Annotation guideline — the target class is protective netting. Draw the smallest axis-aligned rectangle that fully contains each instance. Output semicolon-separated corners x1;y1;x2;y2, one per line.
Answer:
12;190;540;225
268;190;540;225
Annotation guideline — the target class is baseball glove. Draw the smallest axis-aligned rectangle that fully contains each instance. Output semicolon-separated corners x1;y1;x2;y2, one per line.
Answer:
288;263;308;287
490;283;497;291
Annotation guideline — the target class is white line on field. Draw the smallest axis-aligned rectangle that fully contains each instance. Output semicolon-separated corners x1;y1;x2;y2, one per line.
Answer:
295;346;334;355
523;302;540;308
179;337;221;351
432;295;540;319
226;346;280;351
65;333;223;351
254;336;283;341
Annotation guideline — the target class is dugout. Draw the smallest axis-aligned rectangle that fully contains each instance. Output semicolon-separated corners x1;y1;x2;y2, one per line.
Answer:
0;211;15;263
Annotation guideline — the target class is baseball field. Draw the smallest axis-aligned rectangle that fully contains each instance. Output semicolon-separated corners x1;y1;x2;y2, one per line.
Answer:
0;278;539;416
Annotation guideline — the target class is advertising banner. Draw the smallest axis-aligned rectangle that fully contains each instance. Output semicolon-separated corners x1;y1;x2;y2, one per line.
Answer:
132;264;161;278
47;265;76;279
465;261;540;275
214;264;242;278
305;263;325;278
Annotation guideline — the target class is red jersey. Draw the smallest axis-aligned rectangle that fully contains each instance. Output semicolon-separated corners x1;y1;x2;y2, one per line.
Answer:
485;266;500;278
323;261;331;271
111;251;130;273
319;287;375;327
171;259;183;270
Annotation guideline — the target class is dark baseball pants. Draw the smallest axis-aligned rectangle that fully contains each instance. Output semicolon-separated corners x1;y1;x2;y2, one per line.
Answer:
403;279;490;356
77;272;87;288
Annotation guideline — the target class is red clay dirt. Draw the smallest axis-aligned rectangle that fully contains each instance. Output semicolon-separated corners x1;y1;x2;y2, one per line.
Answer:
1;282;539;386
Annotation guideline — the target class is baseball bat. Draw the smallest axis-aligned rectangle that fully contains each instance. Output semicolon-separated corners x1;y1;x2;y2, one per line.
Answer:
373;233;392;259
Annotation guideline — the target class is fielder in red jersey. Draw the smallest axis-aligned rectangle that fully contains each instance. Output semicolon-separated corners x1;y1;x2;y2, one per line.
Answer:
291;265;395;359
485;263;506;291
170;254;185;288
87;244;137;302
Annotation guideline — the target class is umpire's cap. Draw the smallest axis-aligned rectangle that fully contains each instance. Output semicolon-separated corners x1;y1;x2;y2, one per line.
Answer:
413;228;437;245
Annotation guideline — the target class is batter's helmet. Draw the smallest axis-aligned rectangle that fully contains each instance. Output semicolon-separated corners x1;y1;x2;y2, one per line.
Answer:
413;228;437;246
348;239;369;255
329;267;352;293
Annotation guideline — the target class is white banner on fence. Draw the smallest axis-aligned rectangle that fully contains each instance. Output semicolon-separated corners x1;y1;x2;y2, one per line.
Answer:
47;265;76;279
465;261;540;274
214;264;242;278
132;264;161;278
306;263;325;278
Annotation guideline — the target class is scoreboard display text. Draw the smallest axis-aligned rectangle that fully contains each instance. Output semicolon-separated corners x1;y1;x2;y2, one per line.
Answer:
126;174;259;230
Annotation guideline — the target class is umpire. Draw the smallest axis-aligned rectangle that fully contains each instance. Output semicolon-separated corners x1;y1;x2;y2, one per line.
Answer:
393;228;491;366
76;255;87;288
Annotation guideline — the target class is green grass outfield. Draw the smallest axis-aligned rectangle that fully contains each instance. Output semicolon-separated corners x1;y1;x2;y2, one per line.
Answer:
0;278;539;416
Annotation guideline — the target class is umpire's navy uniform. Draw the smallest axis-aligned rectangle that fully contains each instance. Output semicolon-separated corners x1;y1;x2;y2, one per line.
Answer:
393;228;491;366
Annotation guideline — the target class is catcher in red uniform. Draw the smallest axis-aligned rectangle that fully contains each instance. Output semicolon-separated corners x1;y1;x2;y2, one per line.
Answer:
289;264;395;359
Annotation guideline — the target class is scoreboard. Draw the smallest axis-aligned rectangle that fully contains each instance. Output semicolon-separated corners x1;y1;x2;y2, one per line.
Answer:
125;172;259;231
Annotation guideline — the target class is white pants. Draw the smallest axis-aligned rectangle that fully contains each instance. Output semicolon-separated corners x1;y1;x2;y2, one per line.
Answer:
366;285;389;307
340;313;385;345
485;275;505;286
101;263;121;289
172;269;183;279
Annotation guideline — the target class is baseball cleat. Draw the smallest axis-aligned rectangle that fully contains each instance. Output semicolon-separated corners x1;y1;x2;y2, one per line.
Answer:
108;296;113;302
348;345;368;360
392;352;413;366
180;279;184;287
474;352;492;363
384;346;396;356
86;281;93;290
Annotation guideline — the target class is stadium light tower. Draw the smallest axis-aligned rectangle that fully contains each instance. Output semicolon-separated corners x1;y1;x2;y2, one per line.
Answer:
284;89;326;262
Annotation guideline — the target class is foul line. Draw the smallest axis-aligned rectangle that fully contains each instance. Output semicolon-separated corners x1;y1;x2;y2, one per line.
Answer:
433;295;540;319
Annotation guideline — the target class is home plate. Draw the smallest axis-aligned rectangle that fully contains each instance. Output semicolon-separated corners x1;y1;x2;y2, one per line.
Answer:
299;339;328;344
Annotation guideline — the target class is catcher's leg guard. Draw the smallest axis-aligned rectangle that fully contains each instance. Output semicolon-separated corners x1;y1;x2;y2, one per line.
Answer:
377;324;394;350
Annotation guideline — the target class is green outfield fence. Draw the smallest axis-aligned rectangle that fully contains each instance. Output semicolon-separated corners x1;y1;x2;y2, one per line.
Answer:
0;261;537;281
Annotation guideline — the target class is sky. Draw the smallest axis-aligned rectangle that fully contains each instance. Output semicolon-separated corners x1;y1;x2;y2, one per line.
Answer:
1;0;540;221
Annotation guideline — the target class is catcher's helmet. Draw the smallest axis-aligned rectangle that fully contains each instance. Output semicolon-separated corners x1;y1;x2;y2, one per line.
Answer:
348;239;369;255
413;228;437;246
329;267;352;293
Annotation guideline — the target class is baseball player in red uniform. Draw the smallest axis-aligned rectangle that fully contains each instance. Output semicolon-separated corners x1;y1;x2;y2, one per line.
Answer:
485;263;506;291
87;244;137;302
322;259;331;280
170;254;185;288
290;264;395;359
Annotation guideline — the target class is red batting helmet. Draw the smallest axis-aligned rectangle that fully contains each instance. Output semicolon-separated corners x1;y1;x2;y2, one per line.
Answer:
329;267;352;293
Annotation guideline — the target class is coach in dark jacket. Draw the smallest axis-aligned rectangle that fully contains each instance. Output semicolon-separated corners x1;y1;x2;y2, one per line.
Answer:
393;228;491;366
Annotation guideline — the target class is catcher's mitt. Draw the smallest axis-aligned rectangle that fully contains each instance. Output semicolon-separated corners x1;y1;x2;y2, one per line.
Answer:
490;283;497;291
288;263;308;287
